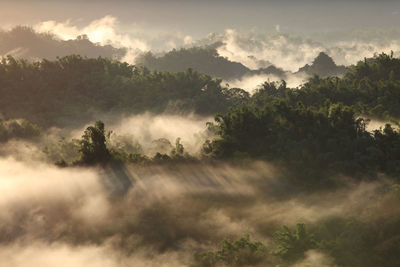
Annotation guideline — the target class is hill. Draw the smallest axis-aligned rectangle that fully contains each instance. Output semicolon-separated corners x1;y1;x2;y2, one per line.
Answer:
136;46;286;80
298;52;347;77
0;26;125;60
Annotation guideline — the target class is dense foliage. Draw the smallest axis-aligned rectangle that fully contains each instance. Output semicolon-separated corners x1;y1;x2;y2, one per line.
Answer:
0;55;248;126
1;52;399;129
136;46;286;80
209;101;400;184
0;118;41;143
256;52;400;119
195;235;267;267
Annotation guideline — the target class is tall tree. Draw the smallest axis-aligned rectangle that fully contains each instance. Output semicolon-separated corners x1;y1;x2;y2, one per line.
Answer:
79;121;110;165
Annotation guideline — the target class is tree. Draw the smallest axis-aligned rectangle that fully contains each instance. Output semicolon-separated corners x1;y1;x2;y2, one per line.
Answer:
273;223;317;261
171;137;184;157
78;120;110;165
195;235;267;267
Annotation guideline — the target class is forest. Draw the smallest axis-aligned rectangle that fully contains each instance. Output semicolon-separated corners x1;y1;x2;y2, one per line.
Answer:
1;27;400;267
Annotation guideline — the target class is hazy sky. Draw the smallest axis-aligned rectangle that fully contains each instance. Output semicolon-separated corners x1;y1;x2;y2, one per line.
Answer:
1;0;400;36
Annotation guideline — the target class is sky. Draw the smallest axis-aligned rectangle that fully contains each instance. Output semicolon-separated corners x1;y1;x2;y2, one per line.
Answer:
1;0;400;37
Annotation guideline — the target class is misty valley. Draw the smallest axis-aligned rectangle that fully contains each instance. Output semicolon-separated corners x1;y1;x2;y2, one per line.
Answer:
1;4;400;266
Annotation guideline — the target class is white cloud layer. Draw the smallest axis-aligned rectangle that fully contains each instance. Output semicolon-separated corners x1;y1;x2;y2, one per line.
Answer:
34;16;149;63
214;29;400;71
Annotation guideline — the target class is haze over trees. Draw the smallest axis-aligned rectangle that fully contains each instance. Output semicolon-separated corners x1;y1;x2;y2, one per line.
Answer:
0;55;242;126
0;50;398;127
1;25;400;267
0;26;349;83
0;26;125;60
136;46;286;80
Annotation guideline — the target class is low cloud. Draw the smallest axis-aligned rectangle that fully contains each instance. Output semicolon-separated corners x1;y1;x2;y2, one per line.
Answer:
33;16;196;63
34;16;149;63
27;17;400;72
226;72;309;93
292;250;338;267
0;155;395;266
213;29;400;72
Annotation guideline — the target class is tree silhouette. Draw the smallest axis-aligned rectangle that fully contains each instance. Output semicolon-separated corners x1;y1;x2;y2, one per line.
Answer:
78;121;110;165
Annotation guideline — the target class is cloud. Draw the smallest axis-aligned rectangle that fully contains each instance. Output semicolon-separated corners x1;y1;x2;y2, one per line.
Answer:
0;113;214;165
0;155;396;266
212;29;400;72
106;113;212;153
33;16;197;63
0;158;270;266
216;29;325;71
62;113;213;156
292;250;338;267
30;17;400;71
34;16;149;63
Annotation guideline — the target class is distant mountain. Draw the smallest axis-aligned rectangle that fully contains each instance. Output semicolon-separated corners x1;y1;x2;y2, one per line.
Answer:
0;27;348;82
136;46;249;80
136;46;286;80
251;65;286;77
0;26;126;60
297;52;347;77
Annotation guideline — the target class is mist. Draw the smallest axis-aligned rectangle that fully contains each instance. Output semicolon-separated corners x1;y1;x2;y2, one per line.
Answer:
1;1;400;266
215;29;400;72
34;16;149;64
0;156;394;266
1;14;400;72
0;113;213;165
30;16;400;70
226;72;309;93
